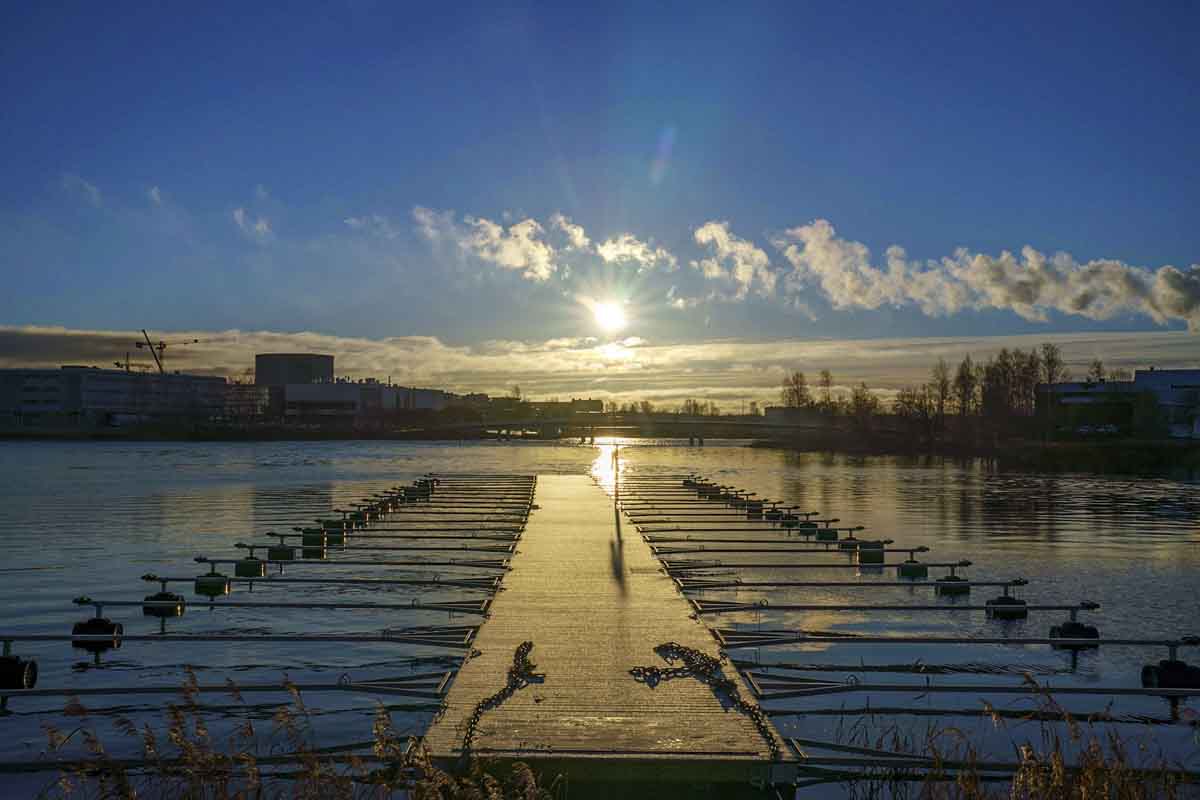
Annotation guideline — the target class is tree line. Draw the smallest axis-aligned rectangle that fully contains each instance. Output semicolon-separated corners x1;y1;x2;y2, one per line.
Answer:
779;345;1133;441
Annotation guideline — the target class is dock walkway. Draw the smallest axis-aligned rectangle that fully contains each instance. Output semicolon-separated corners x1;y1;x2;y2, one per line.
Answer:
424;475;788;783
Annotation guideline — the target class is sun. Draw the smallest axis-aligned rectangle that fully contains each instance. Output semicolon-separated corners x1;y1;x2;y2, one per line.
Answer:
592;301;627;333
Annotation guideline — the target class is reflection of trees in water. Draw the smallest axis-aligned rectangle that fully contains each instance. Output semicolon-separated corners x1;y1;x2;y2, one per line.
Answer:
959;471;1199;542
771;451;1196;544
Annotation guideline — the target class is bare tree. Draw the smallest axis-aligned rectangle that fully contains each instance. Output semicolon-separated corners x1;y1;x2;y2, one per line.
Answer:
930;358;951;432
1040;343;1065;385
849;382;881;430
781;370;812;408
954;355;977;418
818;369;834;410
1016;348;1042;415
1087;358;1106;383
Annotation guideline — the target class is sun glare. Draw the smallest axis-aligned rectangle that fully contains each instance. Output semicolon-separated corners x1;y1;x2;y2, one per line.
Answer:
593;301;627;333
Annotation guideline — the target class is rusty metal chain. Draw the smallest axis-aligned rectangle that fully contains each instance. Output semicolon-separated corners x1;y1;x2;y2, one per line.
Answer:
460;641;541;762
630;641;782;761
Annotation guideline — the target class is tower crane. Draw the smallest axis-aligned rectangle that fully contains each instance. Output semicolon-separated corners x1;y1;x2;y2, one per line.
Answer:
136;330;203;374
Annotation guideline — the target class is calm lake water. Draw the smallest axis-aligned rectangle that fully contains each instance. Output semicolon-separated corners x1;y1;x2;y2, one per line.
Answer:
0;439;1197;790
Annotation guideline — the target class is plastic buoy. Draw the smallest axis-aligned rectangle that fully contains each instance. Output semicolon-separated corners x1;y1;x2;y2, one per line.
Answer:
0;655;37;689
71;617;123;654
142;591;186;618
934;575;970;596
856;541;885;564
897;561;928;579
985;596;1029;620
1049;621;1100;649
1141;660;1200;689
194;573;231;599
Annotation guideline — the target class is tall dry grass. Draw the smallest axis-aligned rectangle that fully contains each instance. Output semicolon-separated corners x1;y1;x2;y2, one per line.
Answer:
33;667;559;799
25;670;1197;798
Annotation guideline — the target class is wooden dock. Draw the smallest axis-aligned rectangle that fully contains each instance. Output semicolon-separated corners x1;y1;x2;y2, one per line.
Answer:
423;475;792;787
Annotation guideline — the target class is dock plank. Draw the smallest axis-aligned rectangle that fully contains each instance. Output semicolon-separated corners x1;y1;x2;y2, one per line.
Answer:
424;475;783;773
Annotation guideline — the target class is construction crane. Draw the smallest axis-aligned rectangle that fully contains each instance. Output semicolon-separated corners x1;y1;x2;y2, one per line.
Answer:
136;330;202;374
113;352;152;373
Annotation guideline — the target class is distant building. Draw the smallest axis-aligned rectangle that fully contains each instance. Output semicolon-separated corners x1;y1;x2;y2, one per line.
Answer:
224;383;271;420
283;382;368;419
279;381;459;420
526;398;604;417
254;354;334;387
399;387;456;411
1037;368;1200;439
0;367;226;425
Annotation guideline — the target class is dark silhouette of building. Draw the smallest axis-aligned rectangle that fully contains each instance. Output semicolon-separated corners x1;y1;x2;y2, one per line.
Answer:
254;354;334;387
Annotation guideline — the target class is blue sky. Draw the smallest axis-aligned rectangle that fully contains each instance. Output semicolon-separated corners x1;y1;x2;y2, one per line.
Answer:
1;2;1197;396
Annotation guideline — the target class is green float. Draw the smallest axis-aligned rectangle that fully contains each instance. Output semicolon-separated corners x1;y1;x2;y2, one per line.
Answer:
856;541;885;564
142;591;186;618
268;544;295;561
194;572;231;599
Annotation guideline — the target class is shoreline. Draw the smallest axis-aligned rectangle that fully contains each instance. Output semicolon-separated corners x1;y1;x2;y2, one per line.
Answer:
749;433;1200;474
3;427;1198;475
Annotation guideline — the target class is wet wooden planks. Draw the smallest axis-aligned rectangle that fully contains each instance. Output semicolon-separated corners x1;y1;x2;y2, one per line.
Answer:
423;475;786;782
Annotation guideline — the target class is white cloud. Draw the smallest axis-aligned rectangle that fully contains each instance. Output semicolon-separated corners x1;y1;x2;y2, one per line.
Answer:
414;207;558;282
60;173;102;207
232;207;273;243
773;219;1200;331
691;221;776;300
344;214;400;239
597;233;678;271
550;212;591;250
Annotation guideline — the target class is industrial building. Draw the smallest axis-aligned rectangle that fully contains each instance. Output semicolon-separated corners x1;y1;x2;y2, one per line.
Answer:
280;380;458;420
0;367;227;426
254;353;334;387
526;398;604;416
1037;368;1200;439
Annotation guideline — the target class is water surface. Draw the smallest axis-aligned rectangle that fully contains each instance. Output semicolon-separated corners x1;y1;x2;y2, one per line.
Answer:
0;440;1196;787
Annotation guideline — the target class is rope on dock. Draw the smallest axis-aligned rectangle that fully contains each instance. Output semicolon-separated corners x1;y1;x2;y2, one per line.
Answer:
630;642;782;761
459;641;541;763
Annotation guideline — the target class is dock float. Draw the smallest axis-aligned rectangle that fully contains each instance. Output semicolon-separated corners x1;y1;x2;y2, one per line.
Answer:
422;475;795;789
